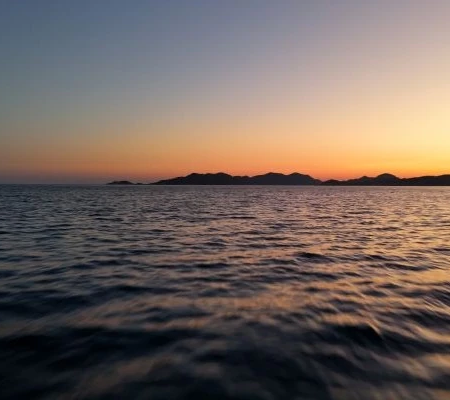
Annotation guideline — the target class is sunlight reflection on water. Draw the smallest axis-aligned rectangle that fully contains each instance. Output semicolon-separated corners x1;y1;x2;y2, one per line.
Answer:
0;185;449;399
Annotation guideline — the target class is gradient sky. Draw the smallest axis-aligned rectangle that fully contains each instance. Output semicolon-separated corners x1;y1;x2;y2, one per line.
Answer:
1;0;449;183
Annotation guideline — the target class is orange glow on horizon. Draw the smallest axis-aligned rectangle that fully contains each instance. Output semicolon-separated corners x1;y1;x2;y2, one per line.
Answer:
2;2;450;184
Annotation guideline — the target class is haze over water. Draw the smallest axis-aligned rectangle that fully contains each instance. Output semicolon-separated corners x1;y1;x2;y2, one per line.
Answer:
1;185;449;399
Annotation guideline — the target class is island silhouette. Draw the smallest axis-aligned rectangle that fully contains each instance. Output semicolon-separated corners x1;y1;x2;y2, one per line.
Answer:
107;172;450;186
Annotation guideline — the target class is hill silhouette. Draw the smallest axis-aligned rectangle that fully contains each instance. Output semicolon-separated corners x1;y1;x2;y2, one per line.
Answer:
107;180;134;185
107;172;450;186
152;172;320;185
322;173;450;186
322;173;400;185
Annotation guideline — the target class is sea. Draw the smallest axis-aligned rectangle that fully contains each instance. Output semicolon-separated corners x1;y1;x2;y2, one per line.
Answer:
0;185;449;400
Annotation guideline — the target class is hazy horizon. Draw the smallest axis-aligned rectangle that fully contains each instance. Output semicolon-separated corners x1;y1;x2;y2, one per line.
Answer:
2;1;450;183
2;170;450;185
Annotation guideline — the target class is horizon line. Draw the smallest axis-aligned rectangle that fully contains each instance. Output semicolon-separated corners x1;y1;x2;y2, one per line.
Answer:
117;171;450;185
2;171;450;185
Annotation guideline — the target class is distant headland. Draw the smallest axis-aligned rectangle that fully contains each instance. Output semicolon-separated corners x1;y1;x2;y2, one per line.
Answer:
108;172;450;186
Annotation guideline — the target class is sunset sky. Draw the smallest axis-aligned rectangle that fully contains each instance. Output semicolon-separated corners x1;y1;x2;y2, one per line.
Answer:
1;0;449;183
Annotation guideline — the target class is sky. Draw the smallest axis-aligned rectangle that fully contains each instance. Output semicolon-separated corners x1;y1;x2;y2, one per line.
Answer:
1;0;449;183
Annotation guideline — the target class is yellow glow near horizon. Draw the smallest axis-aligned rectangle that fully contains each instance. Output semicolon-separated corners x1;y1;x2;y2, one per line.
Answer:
1;2;450;183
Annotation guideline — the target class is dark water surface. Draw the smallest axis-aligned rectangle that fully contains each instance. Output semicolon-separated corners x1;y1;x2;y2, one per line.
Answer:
1;185;450;399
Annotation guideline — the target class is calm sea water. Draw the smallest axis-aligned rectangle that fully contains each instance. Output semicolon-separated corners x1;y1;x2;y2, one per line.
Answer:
1;185;450;400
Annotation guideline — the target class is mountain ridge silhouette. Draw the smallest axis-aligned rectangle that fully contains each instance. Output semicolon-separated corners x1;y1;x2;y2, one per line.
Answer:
107;172;450;185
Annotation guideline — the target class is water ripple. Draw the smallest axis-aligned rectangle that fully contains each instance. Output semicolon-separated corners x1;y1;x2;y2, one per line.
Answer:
0;185;450;399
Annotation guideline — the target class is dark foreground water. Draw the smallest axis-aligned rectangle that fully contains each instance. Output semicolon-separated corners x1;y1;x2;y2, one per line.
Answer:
1;185;450;400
